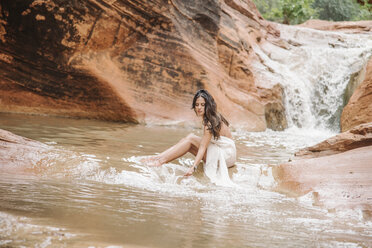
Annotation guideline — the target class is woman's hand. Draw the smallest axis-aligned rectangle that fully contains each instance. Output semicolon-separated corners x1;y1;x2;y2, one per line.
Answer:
184;166;196;177
185;125;211;177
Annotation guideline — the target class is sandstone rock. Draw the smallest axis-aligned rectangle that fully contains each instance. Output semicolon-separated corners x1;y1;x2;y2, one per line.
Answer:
0;0;276;130
300;19;372;33
273;145;372;211
0;128;50;172
0;1;370;131
273;122;372;211
295;122;372;159
343;65;366;109
341;58;372;132
257;84;287;131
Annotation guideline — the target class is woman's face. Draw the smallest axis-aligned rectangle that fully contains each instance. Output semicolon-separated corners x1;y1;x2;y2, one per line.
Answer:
195;97;205;117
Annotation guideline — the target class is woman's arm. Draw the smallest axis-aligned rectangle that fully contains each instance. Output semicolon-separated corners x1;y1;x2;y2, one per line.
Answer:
185;125;212;176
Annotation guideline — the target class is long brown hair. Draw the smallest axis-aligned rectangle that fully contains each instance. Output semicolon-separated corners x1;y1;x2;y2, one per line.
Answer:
191;89;229;139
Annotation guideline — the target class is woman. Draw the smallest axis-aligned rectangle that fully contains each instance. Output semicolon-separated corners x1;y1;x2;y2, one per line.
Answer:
144;89;236;183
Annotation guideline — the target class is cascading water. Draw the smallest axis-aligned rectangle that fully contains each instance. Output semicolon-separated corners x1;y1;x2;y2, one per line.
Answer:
254;24;372;131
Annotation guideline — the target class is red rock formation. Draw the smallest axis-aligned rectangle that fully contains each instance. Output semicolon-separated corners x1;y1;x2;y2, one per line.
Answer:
0;0;288;130
273;122;372;211
300;19;372;33
0;128;50;172
341;58;372;132
273;145;372;211
295;122;372;158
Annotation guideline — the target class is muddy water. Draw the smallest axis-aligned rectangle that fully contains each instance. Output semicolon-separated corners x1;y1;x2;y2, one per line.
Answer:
0;113;371;247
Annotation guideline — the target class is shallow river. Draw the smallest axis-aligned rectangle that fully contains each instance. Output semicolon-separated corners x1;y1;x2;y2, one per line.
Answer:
0;113;371;247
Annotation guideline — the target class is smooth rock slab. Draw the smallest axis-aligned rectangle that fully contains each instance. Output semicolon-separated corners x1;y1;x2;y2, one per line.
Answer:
273;146;372;212
0;128;50;172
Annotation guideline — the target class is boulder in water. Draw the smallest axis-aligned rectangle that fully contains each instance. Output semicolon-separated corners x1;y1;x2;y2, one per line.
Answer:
273;122;372;212
295;122;372;158
273;145;372;212
0;129;50;172
341;58;372;132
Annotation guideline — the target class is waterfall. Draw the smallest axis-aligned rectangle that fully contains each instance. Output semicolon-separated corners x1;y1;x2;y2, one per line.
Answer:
253;24;372;131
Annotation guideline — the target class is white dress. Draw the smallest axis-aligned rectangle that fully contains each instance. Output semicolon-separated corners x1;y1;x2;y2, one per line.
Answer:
203;136;236;186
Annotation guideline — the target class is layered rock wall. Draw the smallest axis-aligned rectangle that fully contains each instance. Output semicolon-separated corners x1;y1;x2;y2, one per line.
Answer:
0;0;138;122
0;0;287;130
1;1;370;131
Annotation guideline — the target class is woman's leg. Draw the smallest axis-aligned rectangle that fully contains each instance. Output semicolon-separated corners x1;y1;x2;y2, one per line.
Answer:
146;134;204;166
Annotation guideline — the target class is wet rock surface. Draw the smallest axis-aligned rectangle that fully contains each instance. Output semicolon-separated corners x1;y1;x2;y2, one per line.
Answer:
295;122;372;159
273;145;372;211
0;128;50;172
258;84;287;131
341;58;372;132
274;122;372;211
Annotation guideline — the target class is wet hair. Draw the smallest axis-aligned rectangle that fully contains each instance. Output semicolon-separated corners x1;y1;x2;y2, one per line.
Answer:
191;89;229;139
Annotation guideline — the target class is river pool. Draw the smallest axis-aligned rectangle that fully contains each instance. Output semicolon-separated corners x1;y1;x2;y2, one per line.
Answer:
0;113;371;247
